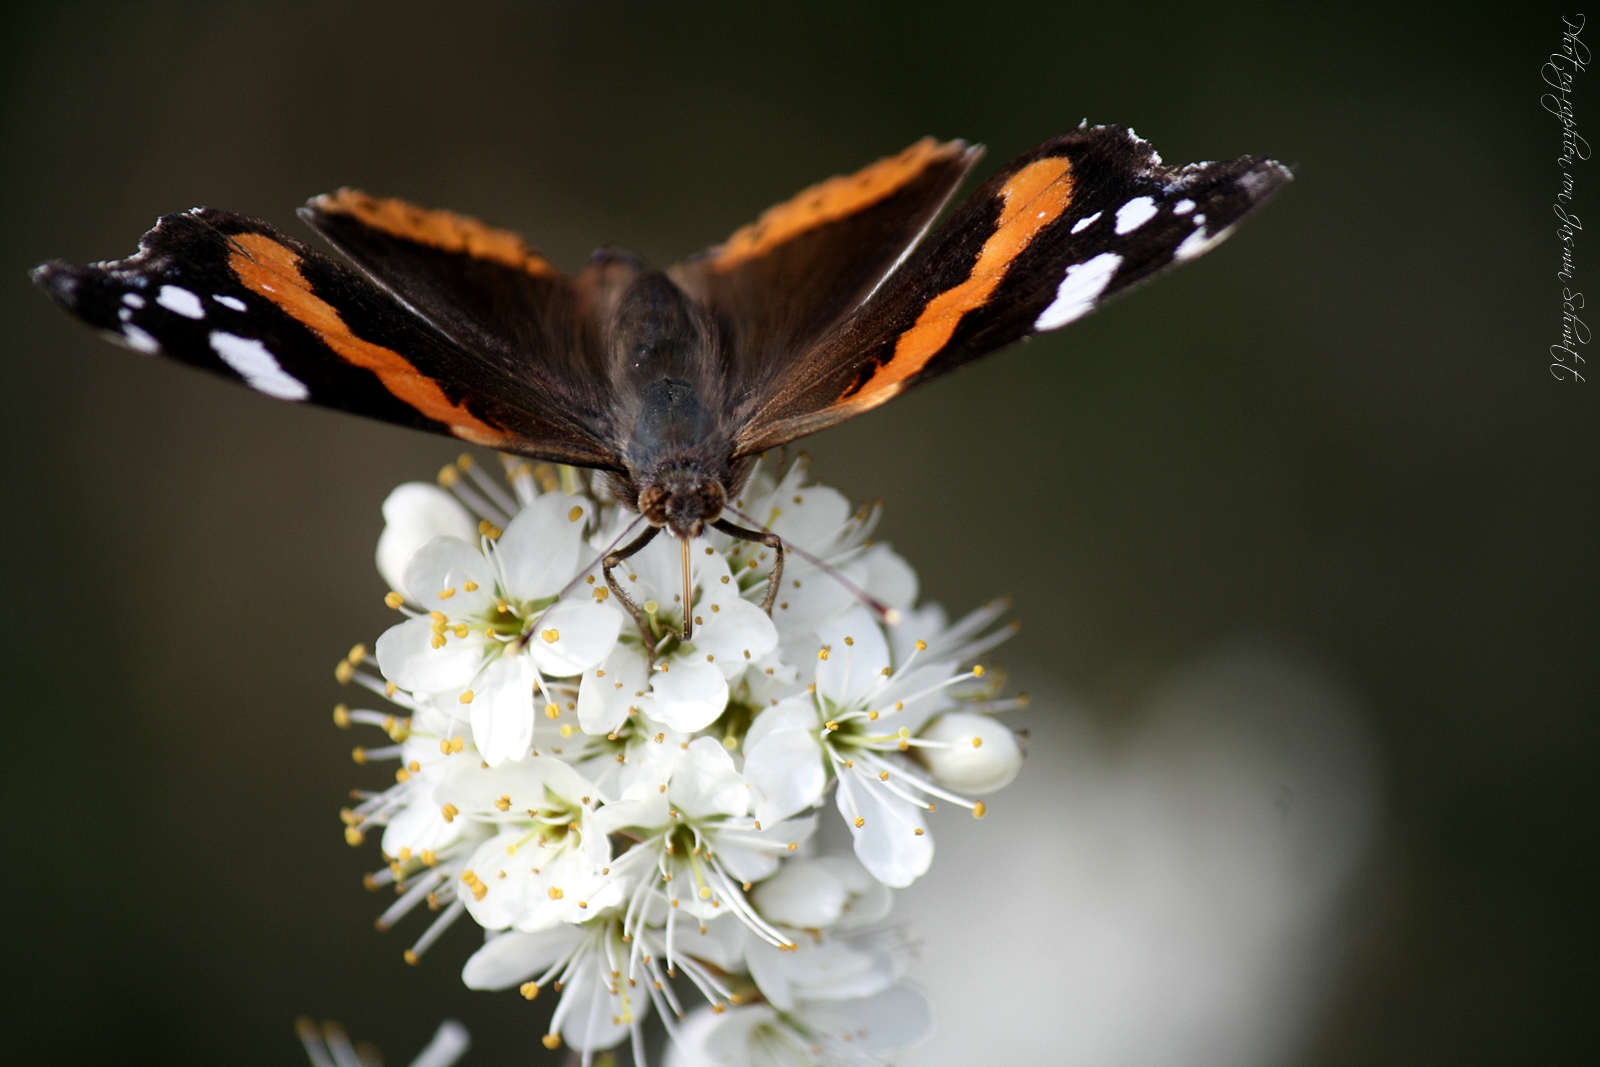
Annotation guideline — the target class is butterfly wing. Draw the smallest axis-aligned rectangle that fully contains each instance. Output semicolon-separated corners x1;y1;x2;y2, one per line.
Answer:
669;137;982;400
32;208;623;468
731;125;1293;455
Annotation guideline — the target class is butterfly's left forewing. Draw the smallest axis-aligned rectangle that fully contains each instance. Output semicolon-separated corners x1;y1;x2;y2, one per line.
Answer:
33;209;623;468
733;125;1292;455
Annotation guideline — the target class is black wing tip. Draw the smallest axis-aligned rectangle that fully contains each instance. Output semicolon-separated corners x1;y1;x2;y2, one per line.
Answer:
30;259;83;305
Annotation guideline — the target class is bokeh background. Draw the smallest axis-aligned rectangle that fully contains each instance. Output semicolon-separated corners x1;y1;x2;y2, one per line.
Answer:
1;3;1593;1065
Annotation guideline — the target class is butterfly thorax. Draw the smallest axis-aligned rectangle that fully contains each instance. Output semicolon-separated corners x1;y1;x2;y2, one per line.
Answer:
604;268;742;539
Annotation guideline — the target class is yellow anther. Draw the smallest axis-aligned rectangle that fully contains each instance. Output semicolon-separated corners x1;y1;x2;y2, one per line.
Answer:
351;747;367;764
868;710;879;721
1017;692;1032;707
898;739;910;751
429;610;446;622
818;646;831;661
568;505;583;523
914;827;925;836
747;559;758;570
496;599;509;613
844;636;855;646
973;802;987;819
335;661;354;684
973;737;984;748
344;826;364;846
456;453;473;470
398;846;412;862
825;720;839;731
437;465;458;487
895;701;904;711
404;949;421;965
542;1035;562;1050
430;634;446;649
408;760;420;772
439;738;451;754
386;682;398;697
384;591;405;609
705;654;714;663
787;841;798;851
915;639;927;651
972;664;986;677
560;724;574;738
898;727;910;737
453;624;468;638
348;644;367;665
720;575;730;584
333;704;350;728
520;981;540;1000
450;736;465;753
438;587;456;599
395;768;411;784
711;604;720;613
596;669;606;678
712;1003;726;1014
594;586;609;601
494;795;511;812
545;704;561;719
459;690;474;704
878;770;890;781
441;803;459;823
541;628;560;643
854;817;865;828
654;733;665;743
548;886;564;900
421;849;438;866
463;580;479;592
881;667;892;676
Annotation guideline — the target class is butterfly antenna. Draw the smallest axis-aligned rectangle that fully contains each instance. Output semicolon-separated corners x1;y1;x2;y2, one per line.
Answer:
681;536;694;641
552;513;646;605
723;505;903;626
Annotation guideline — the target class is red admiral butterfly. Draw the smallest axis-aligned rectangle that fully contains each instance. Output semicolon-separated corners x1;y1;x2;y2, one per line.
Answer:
33;125;1289;640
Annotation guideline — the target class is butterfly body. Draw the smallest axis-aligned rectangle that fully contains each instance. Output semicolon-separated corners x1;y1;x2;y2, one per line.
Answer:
33;125;1291;630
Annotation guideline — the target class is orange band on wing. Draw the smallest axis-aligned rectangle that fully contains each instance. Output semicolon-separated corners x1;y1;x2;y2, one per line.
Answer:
843;156;1074;410
310;188;560;278
227;232;511;447
710;138;967;272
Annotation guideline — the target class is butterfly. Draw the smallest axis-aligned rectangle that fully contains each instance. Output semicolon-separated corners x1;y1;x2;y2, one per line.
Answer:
32;124;1289;641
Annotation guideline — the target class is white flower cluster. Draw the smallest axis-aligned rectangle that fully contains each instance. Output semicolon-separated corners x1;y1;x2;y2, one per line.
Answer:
334;455;1026;1066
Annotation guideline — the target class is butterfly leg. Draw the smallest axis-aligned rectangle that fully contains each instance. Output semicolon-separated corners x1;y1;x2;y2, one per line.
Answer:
711;518;784;614
604;524;664;652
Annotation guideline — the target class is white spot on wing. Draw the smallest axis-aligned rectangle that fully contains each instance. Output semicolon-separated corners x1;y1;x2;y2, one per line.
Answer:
122;325;160;353
1173;199;1196;215
209;331;309;400
1173;223;1236;262
1034;253;1122;331
213;294;247;312
121;292;146;308
118;308;133;322
1070;211;1102;235
157;285;205;319
1115;197;1159;234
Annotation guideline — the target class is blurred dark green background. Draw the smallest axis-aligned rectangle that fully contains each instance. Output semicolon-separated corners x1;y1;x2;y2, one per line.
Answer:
1;2;1592;1065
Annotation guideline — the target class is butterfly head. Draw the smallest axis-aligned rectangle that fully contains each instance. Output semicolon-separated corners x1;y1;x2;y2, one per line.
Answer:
638;471;726;541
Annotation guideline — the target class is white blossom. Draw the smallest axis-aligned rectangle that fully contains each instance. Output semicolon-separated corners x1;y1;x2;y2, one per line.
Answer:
332;454;1027;1066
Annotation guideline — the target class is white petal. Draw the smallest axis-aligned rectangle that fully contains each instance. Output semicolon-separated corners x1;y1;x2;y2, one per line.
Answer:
677;913;749;972
742;726;826;825
468;655;536;767
401;536;497;615
812;855;893;928
714;815;816;886
799;982;932;1053
814;606;891;707
918;711;1022;793
670;736;749;819
768;483;851;553
744;699;817;751
375;615;486;694
836;769;933;887
699;1005;783;1066
859;543;918;609
577;641;651;736
525;600;622;676
497;492;592;603
461;831;535;930
376;483;477;593
690;596;779;679
750;858;848;928
768;557;862;635
650;661;729;733
461;924;584;990
557;953;646;1051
